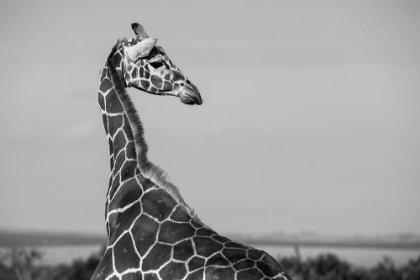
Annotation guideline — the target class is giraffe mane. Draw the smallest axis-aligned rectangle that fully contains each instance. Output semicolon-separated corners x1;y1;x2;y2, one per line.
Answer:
106;40;199;221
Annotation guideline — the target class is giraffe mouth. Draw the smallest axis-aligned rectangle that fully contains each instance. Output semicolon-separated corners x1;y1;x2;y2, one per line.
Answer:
179;84;202;105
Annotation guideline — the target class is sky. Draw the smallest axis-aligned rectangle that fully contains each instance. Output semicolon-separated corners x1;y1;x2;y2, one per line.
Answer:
0;0;419;237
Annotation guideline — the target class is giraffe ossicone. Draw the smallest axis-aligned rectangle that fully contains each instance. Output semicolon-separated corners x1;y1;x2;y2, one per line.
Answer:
93;23;291;280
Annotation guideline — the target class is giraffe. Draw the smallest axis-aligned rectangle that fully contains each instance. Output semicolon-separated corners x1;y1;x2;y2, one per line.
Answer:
93;23;291;280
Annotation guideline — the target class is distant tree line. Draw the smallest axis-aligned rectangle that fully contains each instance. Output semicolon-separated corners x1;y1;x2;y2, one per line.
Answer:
0;247;419;280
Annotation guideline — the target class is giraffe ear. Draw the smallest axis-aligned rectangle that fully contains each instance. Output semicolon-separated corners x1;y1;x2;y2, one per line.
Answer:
125;38;157;61
132;23;149;39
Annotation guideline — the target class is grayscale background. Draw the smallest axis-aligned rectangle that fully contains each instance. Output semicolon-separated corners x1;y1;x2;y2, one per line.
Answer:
0;0;419;246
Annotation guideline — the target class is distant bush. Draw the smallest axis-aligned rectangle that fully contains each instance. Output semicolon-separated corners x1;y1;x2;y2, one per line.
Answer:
0;247;104;280
0;247;44;280
1;247;419;280
278;253;420;280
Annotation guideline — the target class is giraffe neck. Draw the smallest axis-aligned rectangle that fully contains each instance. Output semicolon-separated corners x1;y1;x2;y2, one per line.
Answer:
98;47;198;238
98;61;141;236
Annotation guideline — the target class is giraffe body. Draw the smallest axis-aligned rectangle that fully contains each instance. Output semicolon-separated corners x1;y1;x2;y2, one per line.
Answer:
93;23;291;280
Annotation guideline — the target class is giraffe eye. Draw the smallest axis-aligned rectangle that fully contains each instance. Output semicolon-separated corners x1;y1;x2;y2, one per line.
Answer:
150;61;164;69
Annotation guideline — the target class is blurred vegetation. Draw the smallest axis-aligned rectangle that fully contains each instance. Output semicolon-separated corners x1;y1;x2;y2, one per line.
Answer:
0;247;104;280
0;247;420;280
281;253;420;280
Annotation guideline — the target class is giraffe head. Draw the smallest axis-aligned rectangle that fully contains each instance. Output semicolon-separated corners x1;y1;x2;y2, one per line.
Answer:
110;23;202;105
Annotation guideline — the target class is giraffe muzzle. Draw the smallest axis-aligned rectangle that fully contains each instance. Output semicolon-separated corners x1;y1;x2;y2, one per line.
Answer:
179;83;202;105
